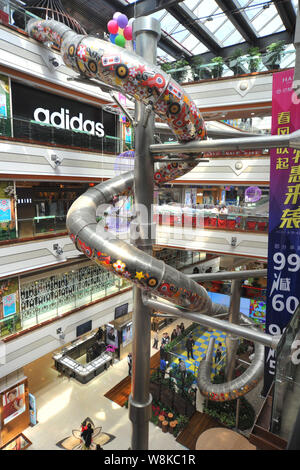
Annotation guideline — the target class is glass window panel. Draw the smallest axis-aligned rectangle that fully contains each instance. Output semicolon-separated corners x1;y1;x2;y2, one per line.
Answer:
160;13;180;33
222;30;244;47
182;34;201;50
191;42;209;54
258;15;285;37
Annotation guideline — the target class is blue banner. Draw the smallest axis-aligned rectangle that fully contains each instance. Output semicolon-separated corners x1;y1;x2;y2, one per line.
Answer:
264;69;300;394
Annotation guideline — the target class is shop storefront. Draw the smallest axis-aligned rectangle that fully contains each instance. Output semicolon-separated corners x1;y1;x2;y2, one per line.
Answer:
11;81;119;153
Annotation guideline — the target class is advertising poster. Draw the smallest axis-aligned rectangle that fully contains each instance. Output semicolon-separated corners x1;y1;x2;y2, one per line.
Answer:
106;325;118;349
122;323;133;347
3;293;17;317
0;277;20;323
264;69;300;394
0;199;11;222
2;384;26;425
249;299;266;326
0;74;11;136
29;393;37;426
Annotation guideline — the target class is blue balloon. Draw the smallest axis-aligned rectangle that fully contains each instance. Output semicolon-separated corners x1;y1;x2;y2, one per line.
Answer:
110;33;117;44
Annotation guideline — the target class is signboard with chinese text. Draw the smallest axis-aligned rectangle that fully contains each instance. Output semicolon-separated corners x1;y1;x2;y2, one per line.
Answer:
264;69;300;393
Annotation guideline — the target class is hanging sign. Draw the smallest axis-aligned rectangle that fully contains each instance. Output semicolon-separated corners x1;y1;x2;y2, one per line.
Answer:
264;69;300;393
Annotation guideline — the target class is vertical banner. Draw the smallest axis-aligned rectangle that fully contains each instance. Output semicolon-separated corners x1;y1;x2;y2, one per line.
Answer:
264;69;300;393
0;74;11;136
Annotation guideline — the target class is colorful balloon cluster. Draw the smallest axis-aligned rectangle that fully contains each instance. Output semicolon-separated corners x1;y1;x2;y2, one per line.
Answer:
107;12;133;48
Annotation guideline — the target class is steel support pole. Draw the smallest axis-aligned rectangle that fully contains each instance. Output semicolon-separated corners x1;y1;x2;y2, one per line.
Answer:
225;280;242;382
129;17;161;451
149;130;300;154
189;268;267;282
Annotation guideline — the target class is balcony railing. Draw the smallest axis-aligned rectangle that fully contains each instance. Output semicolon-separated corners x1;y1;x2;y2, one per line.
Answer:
0;116;127;154
161;49;296;84
0;276;130;339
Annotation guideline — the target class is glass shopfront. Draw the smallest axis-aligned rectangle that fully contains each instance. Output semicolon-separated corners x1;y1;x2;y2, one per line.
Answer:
11;81;119;153
0;260;130;339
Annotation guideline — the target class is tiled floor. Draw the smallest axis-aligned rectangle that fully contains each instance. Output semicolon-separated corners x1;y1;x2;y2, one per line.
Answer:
23;319;193;451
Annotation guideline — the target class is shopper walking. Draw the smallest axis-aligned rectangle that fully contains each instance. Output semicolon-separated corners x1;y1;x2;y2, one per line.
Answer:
215;343;222;364
127;352;132;376
180;322;185;334
153;331;159;349
171;329;177;341
81;422;94;450
186;335;195;360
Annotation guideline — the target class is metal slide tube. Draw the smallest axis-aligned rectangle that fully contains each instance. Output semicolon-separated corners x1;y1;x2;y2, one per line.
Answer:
143;296;277;400
150;130;300;154
189;269;267;282
27;18;278;404
142;296;280;349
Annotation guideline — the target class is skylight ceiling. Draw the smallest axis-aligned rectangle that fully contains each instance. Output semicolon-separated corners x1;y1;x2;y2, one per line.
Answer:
63;0;298;65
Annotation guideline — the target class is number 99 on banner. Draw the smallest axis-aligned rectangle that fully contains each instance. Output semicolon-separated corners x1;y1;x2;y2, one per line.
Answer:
273;252;300;272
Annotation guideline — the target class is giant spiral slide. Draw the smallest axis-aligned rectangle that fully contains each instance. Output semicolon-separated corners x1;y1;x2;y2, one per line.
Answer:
27;17;272;402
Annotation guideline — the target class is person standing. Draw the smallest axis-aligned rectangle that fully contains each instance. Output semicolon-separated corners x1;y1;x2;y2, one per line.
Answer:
215;343;222;364
81;423;94;450
127;352;132;376
160;357;167;379
186;335;195;360
180;322;185;334
178;358;186;383
153;331;159;349
171;329;177;342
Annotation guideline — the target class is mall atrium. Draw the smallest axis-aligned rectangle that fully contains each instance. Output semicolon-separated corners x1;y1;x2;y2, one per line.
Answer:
0;0;299;452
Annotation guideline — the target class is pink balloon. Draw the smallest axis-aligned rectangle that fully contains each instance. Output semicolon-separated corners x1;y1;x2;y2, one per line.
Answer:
123;25;132;41
107;20;118;35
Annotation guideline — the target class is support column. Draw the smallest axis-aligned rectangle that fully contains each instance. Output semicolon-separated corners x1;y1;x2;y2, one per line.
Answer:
225;279;242;382
129;16;161;451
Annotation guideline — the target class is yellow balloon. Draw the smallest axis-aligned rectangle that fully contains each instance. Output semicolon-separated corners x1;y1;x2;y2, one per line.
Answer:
118;27;123;35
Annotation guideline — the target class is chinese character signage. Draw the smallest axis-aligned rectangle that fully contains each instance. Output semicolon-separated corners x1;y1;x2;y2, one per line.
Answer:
264;69;300;393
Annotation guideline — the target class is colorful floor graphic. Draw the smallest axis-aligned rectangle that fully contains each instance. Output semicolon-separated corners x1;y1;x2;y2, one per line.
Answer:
172;327;227;380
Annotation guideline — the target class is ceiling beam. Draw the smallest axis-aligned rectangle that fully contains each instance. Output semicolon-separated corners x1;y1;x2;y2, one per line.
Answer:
159;32;192;60
125;0;184;17
194;30;293;63
273;0;297;35
214;0;259;46
167;3;223;56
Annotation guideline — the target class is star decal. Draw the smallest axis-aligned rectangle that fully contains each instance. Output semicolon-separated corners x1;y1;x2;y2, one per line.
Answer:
135;271;145;281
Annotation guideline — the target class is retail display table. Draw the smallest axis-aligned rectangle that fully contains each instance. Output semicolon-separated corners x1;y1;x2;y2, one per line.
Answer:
53;333;113;384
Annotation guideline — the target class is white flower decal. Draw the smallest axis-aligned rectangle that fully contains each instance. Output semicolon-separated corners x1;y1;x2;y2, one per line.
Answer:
113;260;126;273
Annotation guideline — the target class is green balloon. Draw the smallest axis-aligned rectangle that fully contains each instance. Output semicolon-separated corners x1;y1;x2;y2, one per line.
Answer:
115;34;126;48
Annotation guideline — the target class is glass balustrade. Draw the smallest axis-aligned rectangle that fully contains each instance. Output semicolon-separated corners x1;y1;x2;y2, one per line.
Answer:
0;263;130;339
0;116;126;154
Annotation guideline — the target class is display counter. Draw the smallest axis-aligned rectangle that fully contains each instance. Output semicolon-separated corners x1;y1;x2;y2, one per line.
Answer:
53;333;113;384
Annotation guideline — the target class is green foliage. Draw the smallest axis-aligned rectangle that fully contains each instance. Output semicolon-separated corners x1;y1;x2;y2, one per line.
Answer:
247;47;261;73
150;399;189;437
210;56;224;78
161;59;189;83
203;395;255;431
229;48;245;75
265;41;286;69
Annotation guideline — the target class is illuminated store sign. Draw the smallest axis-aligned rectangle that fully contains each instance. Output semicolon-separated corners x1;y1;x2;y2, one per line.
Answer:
11;82;116;146
32;107;105;137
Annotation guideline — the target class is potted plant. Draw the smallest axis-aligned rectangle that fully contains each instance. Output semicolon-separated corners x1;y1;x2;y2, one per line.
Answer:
229;48;245;75
210;56;224;78
247;46;262;73
190;57;212;81
264;41;286;70
161;59;189;83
